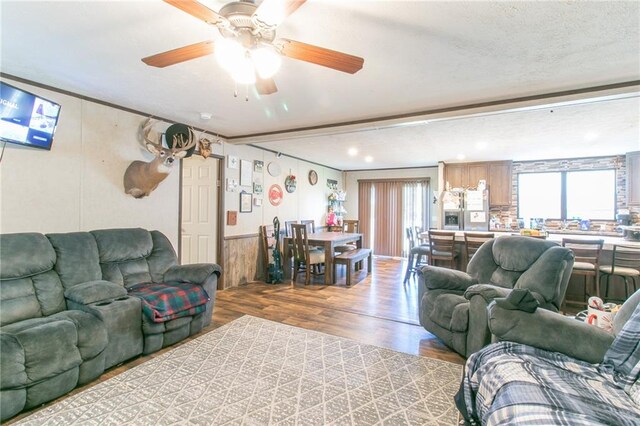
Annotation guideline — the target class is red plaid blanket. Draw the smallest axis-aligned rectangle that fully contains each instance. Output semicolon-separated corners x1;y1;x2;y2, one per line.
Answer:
127;282;209;323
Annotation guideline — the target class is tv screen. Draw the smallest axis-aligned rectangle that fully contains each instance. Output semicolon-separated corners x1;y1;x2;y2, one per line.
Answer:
0;81;61;150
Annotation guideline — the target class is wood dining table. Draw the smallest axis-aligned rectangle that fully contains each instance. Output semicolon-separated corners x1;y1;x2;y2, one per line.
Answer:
283;231;363;284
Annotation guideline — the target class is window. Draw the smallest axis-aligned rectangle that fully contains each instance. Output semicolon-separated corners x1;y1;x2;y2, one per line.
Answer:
518;169;616;220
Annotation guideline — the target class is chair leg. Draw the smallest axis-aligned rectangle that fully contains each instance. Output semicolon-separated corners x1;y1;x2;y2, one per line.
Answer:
305;265;311;285
604;273;610;301
404;253;415;284
594;271;600;299
346;261;352;286
368;253;372;274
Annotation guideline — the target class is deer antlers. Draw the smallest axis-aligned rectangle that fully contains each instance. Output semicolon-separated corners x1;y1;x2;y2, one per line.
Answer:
141;118;197;154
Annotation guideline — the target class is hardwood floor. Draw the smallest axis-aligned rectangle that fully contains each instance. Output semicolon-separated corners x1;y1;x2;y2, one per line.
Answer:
7;256;463;424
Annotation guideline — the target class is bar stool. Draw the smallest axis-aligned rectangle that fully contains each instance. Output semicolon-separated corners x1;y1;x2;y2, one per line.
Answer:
600;244;640;303
403;227;430;283
428;230;458;269
464;232;494;263
561;238;604;307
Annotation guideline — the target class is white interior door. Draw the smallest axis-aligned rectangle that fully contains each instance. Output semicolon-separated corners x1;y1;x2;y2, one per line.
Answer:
181;156;219;264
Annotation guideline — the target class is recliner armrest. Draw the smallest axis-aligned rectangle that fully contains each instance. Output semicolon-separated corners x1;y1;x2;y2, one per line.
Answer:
163;263;222;285
64;280;127;305
420;265;477;292
488;302;615;364
464;284;511;302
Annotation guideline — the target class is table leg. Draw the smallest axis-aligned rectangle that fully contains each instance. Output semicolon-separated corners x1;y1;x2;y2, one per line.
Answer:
325;241;333;285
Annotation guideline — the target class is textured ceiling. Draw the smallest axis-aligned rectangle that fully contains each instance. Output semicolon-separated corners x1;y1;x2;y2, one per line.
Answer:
1;0;639;169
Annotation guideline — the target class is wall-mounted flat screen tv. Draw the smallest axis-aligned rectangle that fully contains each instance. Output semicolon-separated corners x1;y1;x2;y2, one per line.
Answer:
0;81;61;150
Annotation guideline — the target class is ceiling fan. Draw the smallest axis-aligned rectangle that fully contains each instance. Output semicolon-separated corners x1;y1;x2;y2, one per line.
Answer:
142;0;365;95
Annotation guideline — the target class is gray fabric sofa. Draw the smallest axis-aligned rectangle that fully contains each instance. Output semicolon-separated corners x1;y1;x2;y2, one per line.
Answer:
0;228;221;421
457;290;640;425
418;236;574;357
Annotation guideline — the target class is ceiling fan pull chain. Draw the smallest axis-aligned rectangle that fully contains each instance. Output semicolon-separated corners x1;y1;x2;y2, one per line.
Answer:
234;81;238;98
245;85;249;102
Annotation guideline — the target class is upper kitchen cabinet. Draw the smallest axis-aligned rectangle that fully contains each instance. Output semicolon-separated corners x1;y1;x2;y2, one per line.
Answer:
627;151;640;206
488;161;512;206
444;160;512;207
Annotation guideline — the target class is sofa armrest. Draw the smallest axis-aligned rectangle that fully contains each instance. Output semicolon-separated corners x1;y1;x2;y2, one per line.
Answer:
163;263;222;285
488;302;615;364
420;265;477;292
464;284;546;305
64;280;127;305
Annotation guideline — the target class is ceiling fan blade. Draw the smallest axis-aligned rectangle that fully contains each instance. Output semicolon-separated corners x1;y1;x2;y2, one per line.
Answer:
142;40;214;68
163;0;225;25
253;0;307;27
279;39;364;74
256;75;278;95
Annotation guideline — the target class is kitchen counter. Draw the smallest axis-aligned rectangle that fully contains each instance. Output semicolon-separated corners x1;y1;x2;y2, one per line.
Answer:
422;230;640;250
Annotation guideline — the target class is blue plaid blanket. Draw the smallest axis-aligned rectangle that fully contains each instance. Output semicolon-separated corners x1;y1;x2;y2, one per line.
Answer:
457;304;640;425
128;282;209;323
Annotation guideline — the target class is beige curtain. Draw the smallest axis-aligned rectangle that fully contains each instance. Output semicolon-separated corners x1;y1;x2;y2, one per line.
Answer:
358;181;373;249
373;181;404;257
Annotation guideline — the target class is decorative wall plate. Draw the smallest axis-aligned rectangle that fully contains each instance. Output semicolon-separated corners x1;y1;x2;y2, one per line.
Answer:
285;175;297;193
308;170;318;185
267;162;281;177
268;184;284;206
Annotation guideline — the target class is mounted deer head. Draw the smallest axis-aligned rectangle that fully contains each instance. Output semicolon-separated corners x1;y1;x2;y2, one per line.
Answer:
198;137;213;159
123;119;196;198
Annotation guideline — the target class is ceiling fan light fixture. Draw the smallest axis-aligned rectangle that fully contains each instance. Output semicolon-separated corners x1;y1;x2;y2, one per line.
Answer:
252;47;282;79
215;38;245;72
231;53;257;84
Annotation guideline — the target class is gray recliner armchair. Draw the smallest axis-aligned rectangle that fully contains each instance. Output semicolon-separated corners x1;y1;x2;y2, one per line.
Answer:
418;236;574;357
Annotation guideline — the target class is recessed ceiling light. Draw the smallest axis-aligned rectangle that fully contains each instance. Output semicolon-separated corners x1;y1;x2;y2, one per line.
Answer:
456;154;466;160
475;141;488;150
584;132;598;141
348;148;358;156
364;156;373;163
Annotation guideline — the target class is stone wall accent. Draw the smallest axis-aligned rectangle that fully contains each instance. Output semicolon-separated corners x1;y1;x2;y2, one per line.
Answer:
489;155;639;230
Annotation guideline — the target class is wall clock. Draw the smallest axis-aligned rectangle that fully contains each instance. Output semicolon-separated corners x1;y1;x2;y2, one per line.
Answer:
308;170;318;185
268;184;284;206
267;162;281;177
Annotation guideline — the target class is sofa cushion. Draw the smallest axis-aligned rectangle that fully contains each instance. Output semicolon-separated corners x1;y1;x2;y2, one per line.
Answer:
51;310;108;361
148;231;179;283
64;280;127;305
47;232;101;289
1;317;82;385
91;228;153;263
427;291;468;332
0;233;55;280
0;271;66;327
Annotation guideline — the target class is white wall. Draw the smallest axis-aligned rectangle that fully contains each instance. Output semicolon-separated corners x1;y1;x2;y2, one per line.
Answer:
344;167;439;226
0;78;181;246
220;143;343;236
0;77;343;246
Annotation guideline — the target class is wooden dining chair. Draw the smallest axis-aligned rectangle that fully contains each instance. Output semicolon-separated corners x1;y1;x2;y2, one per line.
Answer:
335;220;360;254
291;224;325;285
300;220;316;233
561;238;604;307
284;220;298;237
428;230;458;269
259;225;276;282
464;232;494;262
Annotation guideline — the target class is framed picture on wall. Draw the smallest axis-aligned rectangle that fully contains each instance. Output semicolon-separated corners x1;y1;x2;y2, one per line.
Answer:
240;192;252;213
240;159;252;187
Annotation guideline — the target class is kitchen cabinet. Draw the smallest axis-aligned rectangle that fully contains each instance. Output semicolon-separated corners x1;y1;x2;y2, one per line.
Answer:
628;151;640;206
488;162;512;206
444;161;512;207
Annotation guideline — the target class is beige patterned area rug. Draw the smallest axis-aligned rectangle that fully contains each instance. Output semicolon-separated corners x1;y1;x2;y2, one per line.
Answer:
16;315;463;425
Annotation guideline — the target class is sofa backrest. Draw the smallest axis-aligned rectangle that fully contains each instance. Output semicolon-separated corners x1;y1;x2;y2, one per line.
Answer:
90;228;177;288
468;236;574;310
47;232;102;289
0;233;66;326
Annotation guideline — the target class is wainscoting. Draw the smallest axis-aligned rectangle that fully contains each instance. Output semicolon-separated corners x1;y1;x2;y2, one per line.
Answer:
223;233;261;289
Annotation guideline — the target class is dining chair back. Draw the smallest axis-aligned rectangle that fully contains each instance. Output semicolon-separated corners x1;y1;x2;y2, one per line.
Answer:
406;227;417;251
291;224;325;285
600;244;640;303
428;230;458;269
300;220;315;233
464;232;495;261
561;238;604;307
259;225;276;281
335;220;360;254
284;220;298;237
